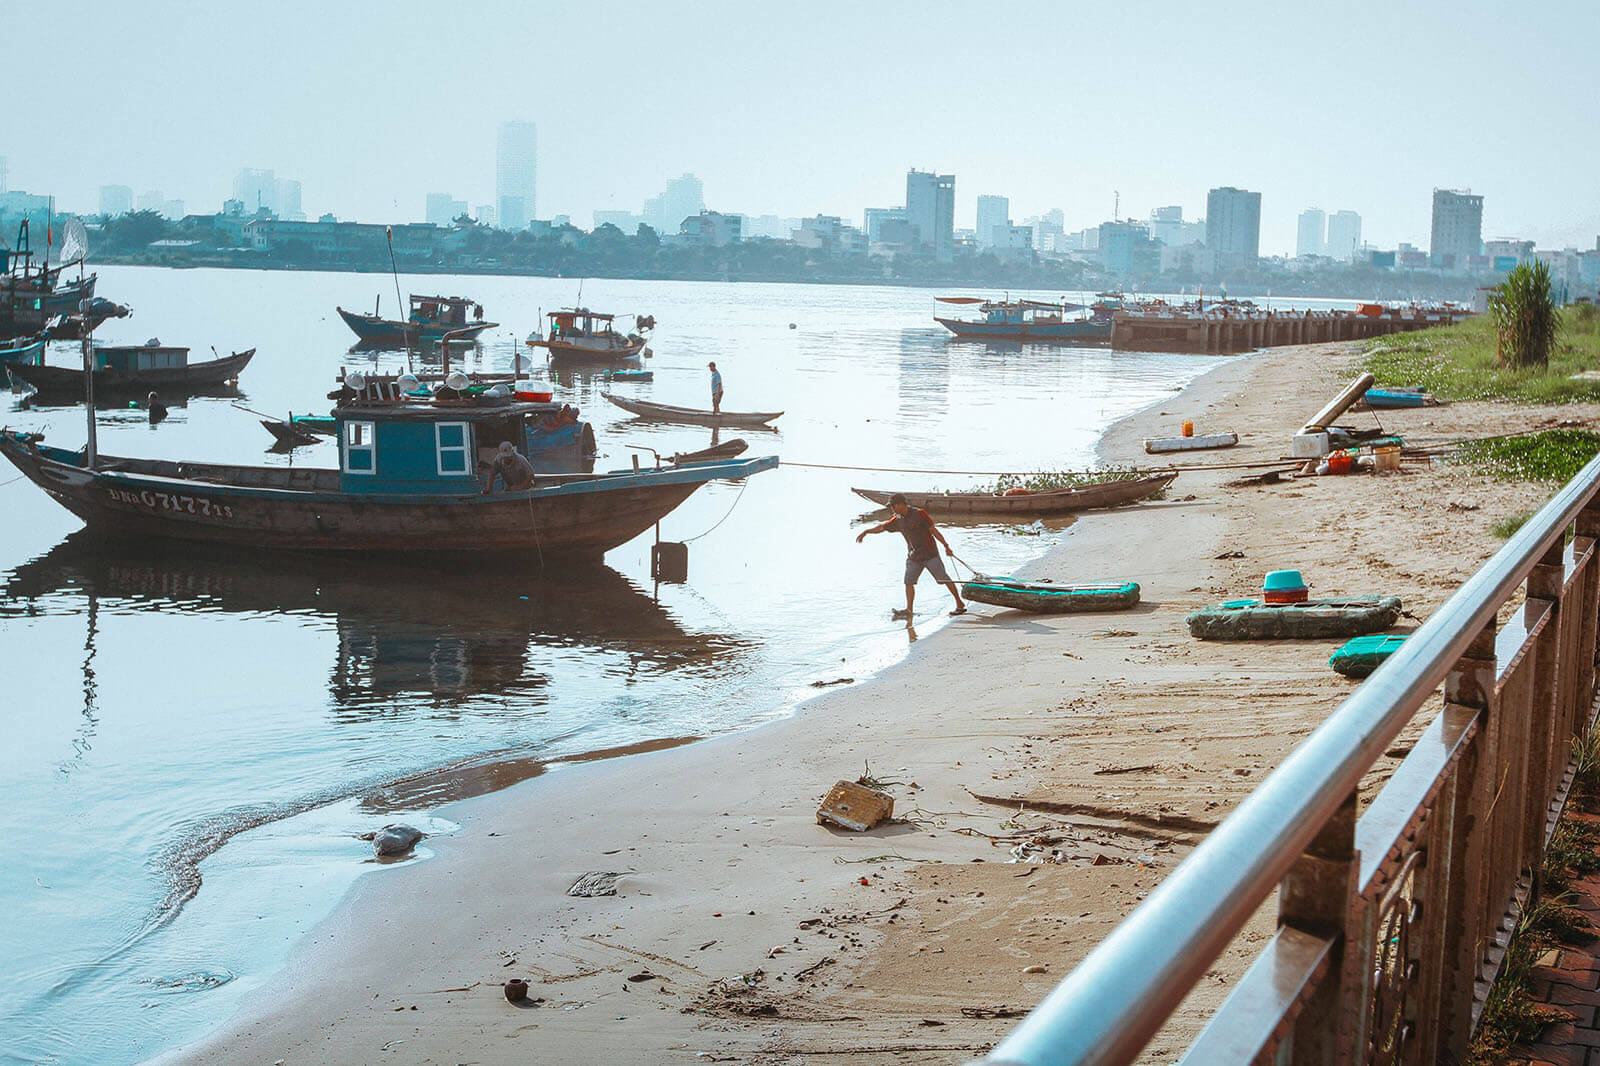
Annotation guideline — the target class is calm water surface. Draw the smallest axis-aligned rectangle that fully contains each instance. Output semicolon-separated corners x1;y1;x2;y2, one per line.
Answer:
1;267;1240;1064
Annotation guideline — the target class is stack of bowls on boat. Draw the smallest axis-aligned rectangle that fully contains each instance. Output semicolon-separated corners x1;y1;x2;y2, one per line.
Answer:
1262;570;1308;604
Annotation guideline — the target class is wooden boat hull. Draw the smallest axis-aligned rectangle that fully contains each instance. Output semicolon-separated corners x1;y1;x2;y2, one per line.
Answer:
0;434;778;559
6;348;255;397
535;336;647;363
962;578;1140;613
1144;432;1238;453
604;393;782;428
672;439;749;464
1186;596;1403;641
337;307;497;346
934;316;1112;343
852;472;1176;518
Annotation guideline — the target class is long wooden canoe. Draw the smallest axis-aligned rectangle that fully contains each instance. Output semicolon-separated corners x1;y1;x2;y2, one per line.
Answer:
672;438;749;464
852;472;1176;518
604;393;782;428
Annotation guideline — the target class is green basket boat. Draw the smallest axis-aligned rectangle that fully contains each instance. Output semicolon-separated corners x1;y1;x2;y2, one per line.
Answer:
961;577;1141;613
1186;596;1403;641
1329;634;1408;677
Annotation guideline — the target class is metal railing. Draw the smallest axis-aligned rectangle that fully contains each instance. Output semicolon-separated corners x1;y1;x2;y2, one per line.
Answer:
984;453;1600;1065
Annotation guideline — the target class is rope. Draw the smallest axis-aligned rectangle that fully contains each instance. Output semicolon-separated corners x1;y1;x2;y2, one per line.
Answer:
0;472;24;488
681;477;749;543
525;492;544;571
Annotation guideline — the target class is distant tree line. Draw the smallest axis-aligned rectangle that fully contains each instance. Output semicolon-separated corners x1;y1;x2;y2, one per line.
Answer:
82;210;1486;300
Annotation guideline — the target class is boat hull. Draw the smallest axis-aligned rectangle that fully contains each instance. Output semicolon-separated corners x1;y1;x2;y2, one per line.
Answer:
535;336;647;363
852;472;1176;518
604;393;781;428
934;316;1112;343
1186;596;1403;641
962;578;1140;613
0;435;776;559
337;307;498;346
6;349;255;397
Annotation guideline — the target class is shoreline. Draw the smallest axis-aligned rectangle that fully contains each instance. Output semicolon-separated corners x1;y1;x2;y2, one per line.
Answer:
157;339;1569;1064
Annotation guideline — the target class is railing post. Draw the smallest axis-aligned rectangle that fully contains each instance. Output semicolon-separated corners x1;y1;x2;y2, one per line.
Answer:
1526;538;1567;871
1437;620;1497;1061
1278;790;1365;1064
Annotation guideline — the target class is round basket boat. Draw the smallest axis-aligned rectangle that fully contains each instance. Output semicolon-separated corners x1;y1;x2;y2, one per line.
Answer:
962;578;1140;613
1329;634;1408;677
1185;596;1402;641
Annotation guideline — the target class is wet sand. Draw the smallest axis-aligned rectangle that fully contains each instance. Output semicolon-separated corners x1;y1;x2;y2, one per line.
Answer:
157;340;1573;1065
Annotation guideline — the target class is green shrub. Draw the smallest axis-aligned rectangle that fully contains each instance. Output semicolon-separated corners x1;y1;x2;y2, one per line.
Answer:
1458;430;1600;482
1489;261;1561;369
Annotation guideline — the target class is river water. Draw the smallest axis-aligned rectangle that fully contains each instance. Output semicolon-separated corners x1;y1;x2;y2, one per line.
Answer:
1;267;1249;1064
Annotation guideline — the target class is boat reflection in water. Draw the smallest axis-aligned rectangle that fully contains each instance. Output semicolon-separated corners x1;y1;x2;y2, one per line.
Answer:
7;533;751;731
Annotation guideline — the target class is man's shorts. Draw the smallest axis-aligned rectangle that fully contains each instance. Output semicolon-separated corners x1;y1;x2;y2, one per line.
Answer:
905;552;951;585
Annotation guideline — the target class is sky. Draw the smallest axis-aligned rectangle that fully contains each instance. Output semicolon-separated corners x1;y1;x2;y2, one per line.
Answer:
7;0;1599;256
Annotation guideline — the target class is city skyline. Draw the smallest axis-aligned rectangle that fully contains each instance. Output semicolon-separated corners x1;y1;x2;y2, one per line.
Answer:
6;0;1599;255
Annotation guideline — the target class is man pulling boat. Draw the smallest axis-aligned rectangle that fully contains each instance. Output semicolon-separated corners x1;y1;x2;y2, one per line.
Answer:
856;492;967;619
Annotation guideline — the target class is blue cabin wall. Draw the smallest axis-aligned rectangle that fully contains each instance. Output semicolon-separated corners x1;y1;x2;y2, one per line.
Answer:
339;419;482;495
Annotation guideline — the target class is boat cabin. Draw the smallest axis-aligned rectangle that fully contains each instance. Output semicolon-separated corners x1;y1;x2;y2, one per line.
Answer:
547;307;619;340
95;344;189;372
409;294;485;327
333;381;568;495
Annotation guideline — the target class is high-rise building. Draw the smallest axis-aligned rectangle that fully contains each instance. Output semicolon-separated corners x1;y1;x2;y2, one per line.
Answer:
1205;186;1261;261
1296;208;1326;258
1325;210;1362;262
99;185;133;218
976;194;1009;249
1099;220;1159;277
427;193;468;226
278;180;304;222
863;206;907;243
1430;189;1483;270
1148;206;1185;246
234;168;278;214
0;156;8;193
135;191;184;219
641;174;704;235
496;120;538;231
905;169;954;261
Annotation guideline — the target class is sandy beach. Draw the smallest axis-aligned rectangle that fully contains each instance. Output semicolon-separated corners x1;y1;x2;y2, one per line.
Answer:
157;339;1576;1065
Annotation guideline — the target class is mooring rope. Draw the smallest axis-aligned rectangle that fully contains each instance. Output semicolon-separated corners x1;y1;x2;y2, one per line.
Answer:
681;477;750;543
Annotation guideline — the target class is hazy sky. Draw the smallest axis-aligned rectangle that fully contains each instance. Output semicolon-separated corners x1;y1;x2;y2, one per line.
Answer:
10;0;1598;255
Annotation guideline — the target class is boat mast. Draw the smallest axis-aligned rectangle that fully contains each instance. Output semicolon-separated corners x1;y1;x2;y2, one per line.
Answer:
385;226;412;374
81;305;97;470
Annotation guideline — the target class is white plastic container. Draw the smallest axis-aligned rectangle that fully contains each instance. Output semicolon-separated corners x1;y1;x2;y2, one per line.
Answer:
1292;431;1331;459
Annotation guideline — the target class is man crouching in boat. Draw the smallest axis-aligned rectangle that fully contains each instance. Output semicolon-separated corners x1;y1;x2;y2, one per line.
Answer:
856;493;967;619
481;441;537;494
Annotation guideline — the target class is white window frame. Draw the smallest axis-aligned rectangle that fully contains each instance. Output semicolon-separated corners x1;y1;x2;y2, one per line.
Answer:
434;421;472;477
342;420;376;475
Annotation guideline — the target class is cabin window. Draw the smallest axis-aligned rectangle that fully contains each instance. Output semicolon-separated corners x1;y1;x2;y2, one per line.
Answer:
435;422;471;476
343;421;376;475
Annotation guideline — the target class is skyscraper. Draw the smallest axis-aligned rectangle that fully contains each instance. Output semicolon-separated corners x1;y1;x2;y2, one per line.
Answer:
976;194;1009;249
234;168;278;214
1205;186;1261;261
1430;189;1482;270
1325;210;1362;262
496;120;538;231
426;193;468;226
99;185;133;218
278;180;304;222
906;169;954;261
641;174;704;235
1296;208;1326;258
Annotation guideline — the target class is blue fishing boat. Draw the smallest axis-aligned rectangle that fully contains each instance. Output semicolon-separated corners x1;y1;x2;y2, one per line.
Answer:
336;294;499;347
604;369;654;382
934;295;1116;343
1;370;775;558
1360;387;1437;409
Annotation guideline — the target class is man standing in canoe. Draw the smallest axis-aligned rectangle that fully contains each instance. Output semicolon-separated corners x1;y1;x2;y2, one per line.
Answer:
708;361;723;414
856;493;967;619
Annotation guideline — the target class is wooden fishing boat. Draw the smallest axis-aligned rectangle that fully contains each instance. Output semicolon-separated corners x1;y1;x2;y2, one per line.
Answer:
852;472;1175;519
260;415;333;449
5;346;254;398
336;294;497;347
1329;634;1408;677
934;296;1116;343
604;393;782;428
962;577;1140;613
672;438;748;464
0;337;44;365
1;374;776;557
528;308;651;363
1186;596;1403;641
604;369;654;382
1144;432;1238;454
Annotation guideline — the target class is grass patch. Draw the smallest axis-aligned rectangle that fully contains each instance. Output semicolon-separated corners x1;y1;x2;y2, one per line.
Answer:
991;466;1161;494
1489;510;1535;538
1457;430;1600;482
1362;307;1600;404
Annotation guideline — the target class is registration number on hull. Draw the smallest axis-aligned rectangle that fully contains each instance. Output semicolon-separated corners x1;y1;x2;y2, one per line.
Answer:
106;487;235;519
